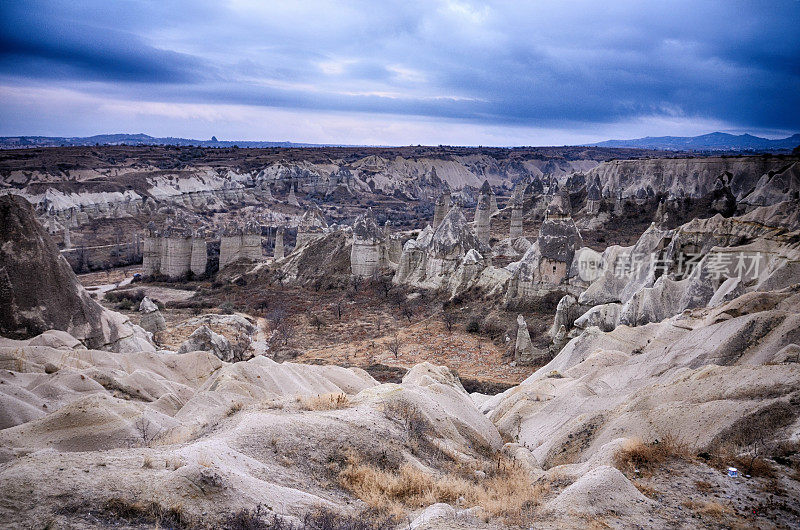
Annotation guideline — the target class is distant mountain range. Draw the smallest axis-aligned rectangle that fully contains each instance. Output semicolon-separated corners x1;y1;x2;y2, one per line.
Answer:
0;133;327;149
1;131;799;152
590;132;800;152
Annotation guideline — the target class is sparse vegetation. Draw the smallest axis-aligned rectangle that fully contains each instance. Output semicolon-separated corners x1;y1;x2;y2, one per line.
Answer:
335;449;547;523
299;393;351;411
383;398;431;443
104;289;145;310
133;415;163;447
385;332;401;359
613;434;691;476
223;504;395;530
441;311;456;333
682;499;733;519
99;498;194;529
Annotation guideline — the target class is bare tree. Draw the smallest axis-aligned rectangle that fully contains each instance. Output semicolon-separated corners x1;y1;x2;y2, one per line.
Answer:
376;276;393;298
267;306;287;328
332;299;345;320
134;415;162;447
386;332;401;359
401;304;413;322
309;313;326;332
442;311;456;333
366;342;376;365
275;320;295;346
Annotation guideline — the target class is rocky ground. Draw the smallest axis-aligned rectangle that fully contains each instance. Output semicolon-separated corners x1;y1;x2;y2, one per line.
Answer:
2;151;800;529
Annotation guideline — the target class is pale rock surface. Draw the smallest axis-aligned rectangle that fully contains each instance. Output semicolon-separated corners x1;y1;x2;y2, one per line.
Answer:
28;329;84;350
482;288;800;469
573;303;622;332
177;325;234;362
741;161;800;208
358;362;502;453
514;315;536;364
586;156;789;201
544;465;655;517
138;296;167;334
0;194;154;353
409;503;457;529
394;207;484;290
350;207;386;277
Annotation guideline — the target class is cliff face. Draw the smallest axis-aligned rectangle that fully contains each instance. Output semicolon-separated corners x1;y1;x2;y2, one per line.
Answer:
0;194;154;351
586;156;795;200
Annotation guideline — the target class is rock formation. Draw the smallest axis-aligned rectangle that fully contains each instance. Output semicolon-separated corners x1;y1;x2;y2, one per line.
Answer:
138;296;166;334
177;324;234;362
505;189;584;303
144;222;209;279
741;161;799;208
586;175;602;215
219;222;262;270
295;204;328;248
509;190;524;239
433;186;451;229
474;181;493;247
350;208;387;277
514;314;539;364
190;230;208;277
395;206;484;289
287;182;300;207
586;156;791;203
0;194;154;352
577;199;800;332
261;180;274;201
273;226;285;259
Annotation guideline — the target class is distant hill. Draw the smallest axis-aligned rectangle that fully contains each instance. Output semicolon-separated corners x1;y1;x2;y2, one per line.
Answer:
4;131;800;152
0;133;330;149
590;132;800;152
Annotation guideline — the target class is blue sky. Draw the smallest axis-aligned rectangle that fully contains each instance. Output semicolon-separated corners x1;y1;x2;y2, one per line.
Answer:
0;0;798;145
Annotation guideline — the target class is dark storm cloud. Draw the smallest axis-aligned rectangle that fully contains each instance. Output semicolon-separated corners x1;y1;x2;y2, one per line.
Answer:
0;2;205;83
0;0;798;132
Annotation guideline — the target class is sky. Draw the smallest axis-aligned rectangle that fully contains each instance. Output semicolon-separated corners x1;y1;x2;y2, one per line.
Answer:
0;0;798;146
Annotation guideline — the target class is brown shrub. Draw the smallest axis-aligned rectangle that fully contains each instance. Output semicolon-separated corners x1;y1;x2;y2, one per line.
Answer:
694;480;713;492
101;498;193;528
633;481;658;498
383;398;432;443
299;393;351;411
613;433;691;476
683;500;733;519
709;443;775;478
337;451;547;523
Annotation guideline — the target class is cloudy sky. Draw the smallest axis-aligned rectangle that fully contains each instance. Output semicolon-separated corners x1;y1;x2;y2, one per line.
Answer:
0;0;798;145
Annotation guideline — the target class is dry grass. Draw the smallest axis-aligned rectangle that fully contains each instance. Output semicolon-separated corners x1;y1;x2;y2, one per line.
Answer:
613;434;691;476
383;398;432;444
299;392;351;411
141;455;155;469
101;498;193;528
633;481;658;498
709;443;775;478
197;452;215;468
683;500;733;519
694;480;713;492
336;450;547;523
166;456;185;470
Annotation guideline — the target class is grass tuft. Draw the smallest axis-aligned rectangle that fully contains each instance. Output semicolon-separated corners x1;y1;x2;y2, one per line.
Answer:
613;434;691;476
299;393;351;411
